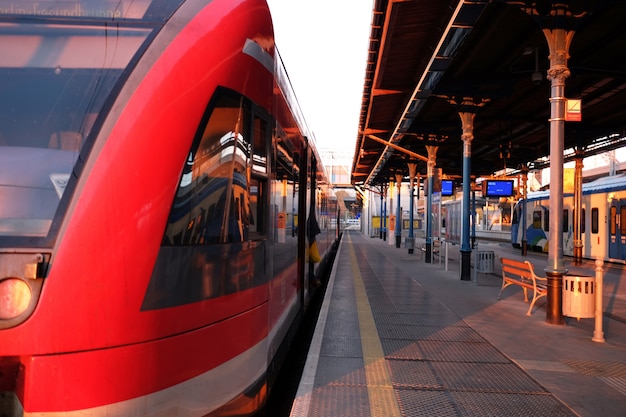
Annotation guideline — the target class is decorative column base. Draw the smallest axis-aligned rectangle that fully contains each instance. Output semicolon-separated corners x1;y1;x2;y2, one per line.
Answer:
396;235;401;248
573;242;583;265
546;271;565;325
460;250;471;281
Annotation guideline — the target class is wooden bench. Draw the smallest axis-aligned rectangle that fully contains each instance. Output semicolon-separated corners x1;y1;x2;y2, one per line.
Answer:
498;258;547;316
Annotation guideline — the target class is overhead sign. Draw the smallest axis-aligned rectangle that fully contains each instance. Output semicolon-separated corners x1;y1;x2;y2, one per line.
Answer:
565;99;581;122
441;179;454;196
482;180;515;197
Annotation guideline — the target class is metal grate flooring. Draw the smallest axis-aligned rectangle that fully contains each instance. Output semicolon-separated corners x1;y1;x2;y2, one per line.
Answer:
300;235;578;416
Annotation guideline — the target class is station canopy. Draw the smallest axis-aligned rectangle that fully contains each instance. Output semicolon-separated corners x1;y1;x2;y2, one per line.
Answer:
352;0;626;187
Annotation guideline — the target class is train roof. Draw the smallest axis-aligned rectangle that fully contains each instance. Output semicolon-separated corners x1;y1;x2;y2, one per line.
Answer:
525;174;626;201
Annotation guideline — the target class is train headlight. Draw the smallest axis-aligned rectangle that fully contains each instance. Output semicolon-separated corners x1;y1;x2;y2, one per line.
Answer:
0;278;32;320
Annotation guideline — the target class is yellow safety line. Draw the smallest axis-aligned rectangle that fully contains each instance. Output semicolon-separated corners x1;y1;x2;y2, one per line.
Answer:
347;234;402;417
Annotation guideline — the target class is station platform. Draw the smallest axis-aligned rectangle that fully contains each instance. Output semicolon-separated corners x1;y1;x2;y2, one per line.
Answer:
290;230;626;417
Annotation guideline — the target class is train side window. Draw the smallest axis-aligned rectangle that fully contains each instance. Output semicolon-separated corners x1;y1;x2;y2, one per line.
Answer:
532;210;542;228
562;209;568;233
249;177;264;236
610;206;617;236
591;208;599;234
250;113;269;238
163;89;252;245
252;115;268;175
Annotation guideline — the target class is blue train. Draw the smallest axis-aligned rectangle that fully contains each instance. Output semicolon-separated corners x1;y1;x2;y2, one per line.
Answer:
511;175;626;262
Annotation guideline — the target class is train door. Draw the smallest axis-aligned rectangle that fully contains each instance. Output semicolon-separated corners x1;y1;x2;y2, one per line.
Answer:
608;199;626;260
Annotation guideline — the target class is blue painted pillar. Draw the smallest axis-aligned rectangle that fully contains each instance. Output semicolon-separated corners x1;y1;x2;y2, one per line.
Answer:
521;165;528;256
459;111;476;281
425;145;438;263
471;187;476;249
395;173;403;248
382;184;387;241
407;163;417;254
379;190;383;239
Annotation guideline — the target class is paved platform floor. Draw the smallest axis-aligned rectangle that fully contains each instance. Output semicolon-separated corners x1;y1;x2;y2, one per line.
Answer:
290;230;626;417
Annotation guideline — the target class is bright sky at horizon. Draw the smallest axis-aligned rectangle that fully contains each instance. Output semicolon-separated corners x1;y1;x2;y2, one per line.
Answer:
266;0;373;152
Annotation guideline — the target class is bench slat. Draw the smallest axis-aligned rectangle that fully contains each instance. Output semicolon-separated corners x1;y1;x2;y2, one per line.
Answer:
498;257;547;316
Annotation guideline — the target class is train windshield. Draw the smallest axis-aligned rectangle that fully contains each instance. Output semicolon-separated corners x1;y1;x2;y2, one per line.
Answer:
0;0;182;241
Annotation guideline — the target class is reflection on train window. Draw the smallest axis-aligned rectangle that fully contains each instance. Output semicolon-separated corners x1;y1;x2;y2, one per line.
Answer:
253;115;268;174
275;138;298;242
592;207;599;234
249;177;265;236
250;112;269;238
610;206;617;236
164;89;254;245
532;210;542;229
0;22;150;238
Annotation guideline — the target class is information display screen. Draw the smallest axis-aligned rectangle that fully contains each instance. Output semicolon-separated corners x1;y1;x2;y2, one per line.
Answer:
441;179;454;196
483;180;515;197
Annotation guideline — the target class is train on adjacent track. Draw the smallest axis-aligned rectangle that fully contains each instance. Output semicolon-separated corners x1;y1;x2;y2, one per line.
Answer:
510;174;626;263
441;175;626;263
0;0;338;415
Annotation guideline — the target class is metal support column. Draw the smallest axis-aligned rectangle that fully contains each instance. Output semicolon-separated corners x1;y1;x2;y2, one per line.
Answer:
521;165;529;256
388;179;394;245
542;7;574;325
395;173;403;248
459;110;476;281
425;145;438;263
382;184;387;241
379;190;384;240
408;163;417;254
573;148;584;264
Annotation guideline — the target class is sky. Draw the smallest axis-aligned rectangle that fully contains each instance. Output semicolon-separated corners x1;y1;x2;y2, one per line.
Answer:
266;0;373;152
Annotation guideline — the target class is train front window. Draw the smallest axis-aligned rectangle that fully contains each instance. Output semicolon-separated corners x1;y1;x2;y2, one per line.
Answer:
0;19;153;240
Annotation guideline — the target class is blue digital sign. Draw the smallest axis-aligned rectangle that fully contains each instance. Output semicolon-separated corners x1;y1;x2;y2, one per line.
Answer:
483;180;515;197
441;179;454;196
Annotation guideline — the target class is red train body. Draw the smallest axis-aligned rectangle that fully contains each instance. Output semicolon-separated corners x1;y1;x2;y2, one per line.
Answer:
0;0;337;415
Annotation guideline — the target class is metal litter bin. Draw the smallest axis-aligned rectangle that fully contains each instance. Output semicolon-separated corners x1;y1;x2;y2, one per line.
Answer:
562;275;595;319
476;251;494;273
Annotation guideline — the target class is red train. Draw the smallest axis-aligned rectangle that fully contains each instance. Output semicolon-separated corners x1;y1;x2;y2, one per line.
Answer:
0;0;338;415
